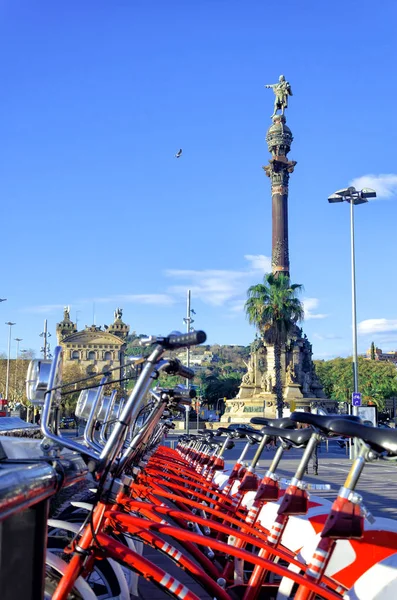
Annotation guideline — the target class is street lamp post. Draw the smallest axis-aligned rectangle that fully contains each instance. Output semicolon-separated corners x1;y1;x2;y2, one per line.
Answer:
14;338;23;404
328;186;376;450
5;322;16;401
39;319;51;359
183;290;196;433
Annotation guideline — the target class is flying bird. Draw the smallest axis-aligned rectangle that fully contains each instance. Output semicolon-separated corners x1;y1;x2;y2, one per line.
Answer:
175;149;182;158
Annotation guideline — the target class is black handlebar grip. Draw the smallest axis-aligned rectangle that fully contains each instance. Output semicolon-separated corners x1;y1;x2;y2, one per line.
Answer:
164;359;195;380
176;363;195;380
173;386;197;399
165;330;207;349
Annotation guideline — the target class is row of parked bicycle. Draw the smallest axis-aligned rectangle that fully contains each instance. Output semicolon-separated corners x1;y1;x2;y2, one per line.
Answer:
21;330;397;599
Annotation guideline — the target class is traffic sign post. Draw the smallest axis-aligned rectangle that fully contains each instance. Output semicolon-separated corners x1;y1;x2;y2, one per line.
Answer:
352;392;362;407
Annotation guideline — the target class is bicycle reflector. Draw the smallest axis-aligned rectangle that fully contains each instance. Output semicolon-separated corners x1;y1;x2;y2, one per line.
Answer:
26;358;53;406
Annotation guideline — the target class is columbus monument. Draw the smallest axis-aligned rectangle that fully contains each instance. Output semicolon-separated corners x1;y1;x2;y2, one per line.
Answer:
222;76;333;423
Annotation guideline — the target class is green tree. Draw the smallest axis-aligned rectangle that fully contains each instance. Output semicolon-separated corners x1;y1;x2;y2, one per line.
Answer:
61;362;88;415
202;373;241;405
0;351;35;407
314;356;397;411
245;273;304;417
370;342;376;360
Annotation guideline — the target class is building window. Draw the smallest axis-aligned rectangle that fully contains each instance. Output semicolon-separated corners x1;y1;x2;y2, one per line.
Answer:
104;351;112;361
71;350;80;360
88;351;96;360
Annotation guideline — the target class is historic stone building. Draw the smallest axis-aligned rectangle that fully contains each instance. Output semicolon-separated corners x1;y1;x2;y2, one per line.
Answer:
366;346;397;365
56;307;130;379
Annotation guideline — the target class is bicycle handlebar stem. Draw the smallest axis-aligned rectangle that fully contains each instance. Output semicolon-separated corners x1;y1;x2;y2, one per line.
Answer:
114;365;186;476
292;433;322;483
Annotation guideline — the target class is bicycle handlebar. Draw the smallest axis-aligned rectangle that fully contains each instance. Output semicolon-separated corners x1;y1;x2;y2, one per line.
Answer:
175;363;195;380
164;359;195;380
140;330;207;350
164;330;207;349
158;386;197;399
174;385;197;399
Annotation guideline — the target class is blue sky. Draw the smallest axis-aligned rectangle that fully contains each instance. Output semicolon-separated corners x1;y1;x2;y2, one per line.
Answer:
0;0;397;360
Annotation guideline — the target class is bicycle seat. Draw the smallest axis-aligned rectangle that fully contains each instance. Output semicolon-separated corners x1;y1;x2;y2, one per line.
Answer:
259;425;313;447
290;412;362;434
319;419;397;455
210;436;227;445
235;427;263;444
250;417;295;429
233;425;258;438
216;427;232;435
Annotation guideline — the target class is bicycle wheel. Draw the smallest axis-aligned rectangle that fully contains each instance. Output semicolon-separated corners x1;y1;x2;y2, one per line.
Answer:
48;515;137;594
45;551;96;600
47;535;124;600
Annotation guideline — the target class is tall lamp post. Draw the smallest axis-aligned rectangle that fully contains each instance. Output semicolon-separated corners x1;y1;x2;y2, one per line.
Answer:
183;290;196;433
5;322;16;401
39;319;51;359
328;186;376;423
14;338;23;404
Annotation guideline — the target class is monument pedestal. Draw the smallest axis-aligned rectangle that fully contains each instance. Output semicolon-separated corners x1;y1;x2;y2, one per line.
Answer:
221;393;278;424
284;383;303;400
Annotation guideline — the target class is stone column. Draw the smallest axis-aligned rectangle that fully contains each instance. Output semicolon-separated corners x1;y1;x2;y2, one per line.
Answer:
271;163;290;276
263;114;296;277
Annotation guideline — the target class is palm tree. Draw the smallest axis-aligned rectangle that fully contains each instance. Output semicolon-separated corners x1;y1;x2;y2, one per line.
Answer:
245;273;304;417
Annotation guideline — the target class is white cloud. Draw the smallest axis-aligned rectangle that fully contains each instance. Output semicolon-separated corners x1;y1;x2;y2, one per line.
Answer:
303;298;328;320
358;318;397;336
167;274;244;306
244;254;272;272
165;255;271;308
350;174;397;199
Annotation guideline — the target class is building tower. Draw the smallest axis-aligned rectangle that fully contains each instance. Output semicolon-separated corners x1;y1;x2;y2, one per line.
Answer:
56;306;77;343
106;308;130;340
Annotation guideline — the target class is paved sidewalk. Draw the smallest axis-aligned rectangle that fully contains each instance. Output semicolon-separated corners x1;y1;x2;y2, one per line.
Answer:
136;444;397;598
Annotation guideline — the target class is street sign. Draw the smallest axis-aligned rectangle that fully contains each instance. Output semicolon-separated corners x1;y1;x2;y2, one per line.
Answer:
352;392;362;407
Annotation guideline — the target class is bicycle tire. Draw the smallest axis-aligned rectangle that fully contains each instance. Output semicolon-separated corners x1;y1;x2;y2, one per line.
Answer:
47;535;123;600
45;551;97;600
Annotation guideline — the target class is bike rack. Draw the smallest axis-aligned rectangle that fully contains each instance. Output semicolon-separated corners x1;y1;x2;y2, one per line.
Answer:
0;439;88;600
